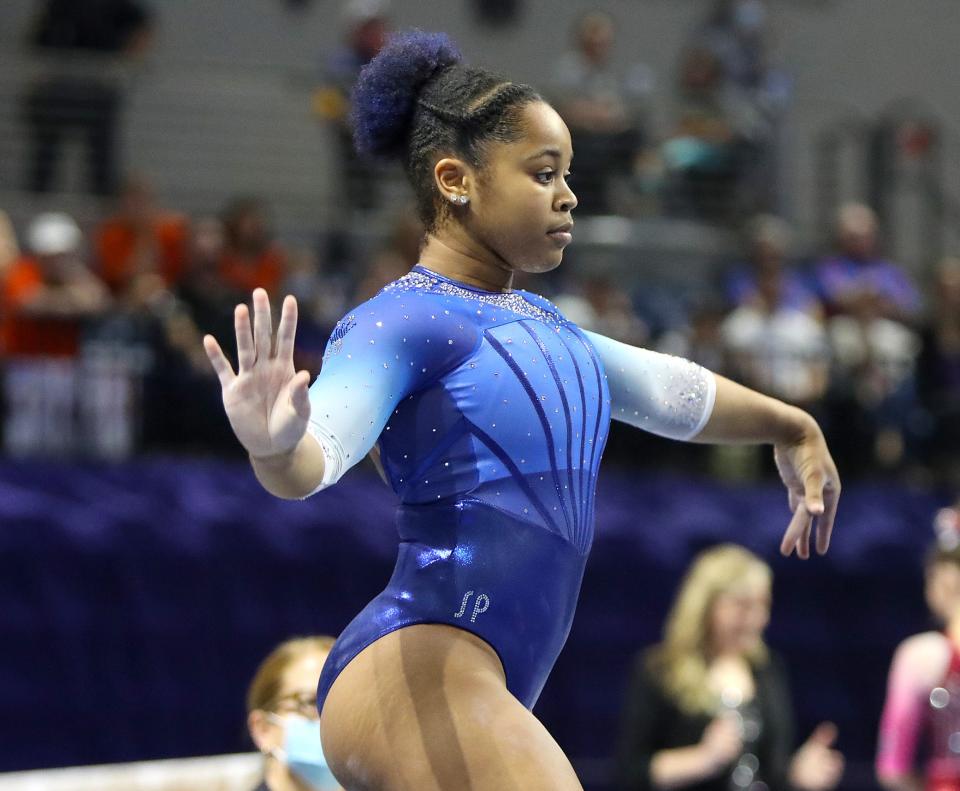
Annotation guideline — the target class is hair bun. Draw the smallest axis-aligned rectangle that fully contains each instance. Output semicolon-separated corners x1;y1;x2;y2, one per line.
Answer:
351;30;462;160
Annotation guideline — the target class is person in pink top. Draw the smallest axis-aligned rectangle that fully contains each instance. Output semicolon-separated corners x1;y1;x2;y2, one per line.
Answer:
878;501;960;791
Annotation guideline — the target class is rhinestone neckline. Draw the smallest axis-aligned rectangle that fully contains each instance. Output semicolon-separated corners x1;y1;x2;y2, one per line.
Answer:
380;266;564;326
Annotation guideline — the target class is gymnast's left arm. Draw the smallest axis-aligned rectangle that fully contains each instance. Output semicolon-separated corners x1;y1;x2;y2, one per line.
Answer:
582;330;840;559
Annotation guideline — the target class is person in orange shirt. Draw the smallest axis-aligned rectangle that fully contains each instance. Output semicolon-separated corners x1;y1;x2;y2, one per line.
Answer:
1;212;108;357
218;197;286;298
94;177;189;304
1;212;109;456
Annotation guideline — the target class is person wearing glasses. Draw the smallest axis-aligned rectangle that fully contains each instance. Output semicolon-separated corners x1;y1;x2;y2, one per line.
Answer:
247;636;341;791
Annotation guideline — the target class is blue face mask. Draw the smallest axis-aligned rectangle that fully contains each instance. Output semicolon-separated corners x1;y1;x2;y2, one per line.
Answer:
271;714;338;790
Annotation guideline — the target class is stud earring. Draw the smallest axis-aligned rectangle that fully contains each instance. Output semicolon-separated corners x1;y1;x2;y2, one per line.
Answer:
450;194;469;206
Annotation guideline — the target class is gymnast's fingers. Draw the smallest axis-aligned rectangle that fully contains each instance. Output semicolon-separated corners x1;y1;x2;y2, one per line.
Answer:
780;500;813;558
289;370;312;420
252;288;273;361
276;295;299;364
797;519;812;560
235;303;255;371
801;466;826;518
203;334;236;388
816;481;841;555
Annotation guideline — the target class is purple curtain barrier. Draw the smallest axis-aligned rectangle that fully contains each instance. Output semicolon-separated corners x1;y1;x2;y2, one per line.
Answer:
0;458;947;789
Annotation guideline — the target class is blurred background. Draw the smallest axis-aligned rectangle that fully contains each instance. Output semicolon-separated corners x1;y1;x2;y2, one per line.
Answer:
0;0;958;789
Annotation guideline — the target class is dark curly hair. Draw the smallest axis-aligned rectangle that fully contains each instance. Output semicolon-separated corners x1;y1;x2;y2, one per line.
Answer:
351;30;542;231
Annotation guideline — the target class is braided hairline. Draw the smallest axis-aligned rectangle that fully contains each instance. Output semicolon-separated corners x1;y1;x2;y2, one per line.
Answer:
417;81;530;129
416;98;462;125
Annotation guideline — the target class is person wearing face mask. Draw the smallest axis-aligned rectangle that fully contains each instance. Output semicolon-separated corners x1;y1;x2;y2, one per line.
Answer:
246;636;341;791
618;545;844;791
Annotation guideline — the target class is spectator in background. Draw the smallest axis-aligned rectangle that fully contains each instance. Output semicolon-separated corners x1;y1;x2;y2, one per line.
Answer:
0;212;108;359
917;258;960;485
219;198;287;300
817;203;922;469
554;272;649;346
694;0;789;212
83;182;190;459
721;215;829;408
661;44;768;223
656;295;728;375
352;208;423;303
94;176;189;303
22;0;152;196
314;0;391;212
877;502;960;791
247;636;342;791
817;203;921;326
0;212;109;456
618;544;843;791
698;0;773;94
175;215;233;343
279;245;349;377
725;216;819;315
139;215;239;455
550;10;654;214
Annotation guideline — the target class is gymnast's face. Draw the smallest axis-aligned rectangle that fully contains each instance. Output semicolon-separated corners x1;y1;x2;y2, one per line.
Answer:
444;101;577;275
707;577;771;657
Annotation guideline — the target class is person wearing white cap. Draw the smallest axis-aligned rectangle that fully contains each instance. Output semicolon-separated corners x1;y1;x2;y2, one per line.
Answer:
27;211;83;258
0;211;108;456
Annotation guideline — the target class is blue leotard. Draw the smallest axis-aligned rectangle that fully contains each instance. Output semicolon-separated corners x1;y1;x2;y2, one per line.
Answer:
307;265;715;711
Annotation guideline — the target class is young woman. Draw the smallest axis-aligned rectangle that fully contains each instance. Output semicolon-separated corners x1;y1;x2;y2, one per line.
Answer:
618;544;844;791
247;636;341;791
203;31;840;791
877;503;960;791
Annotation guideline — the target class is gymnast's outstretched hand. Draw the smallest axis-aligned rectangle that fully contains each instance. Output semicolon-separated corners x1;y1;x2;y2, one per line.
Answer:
773;418;841;560
202;288;312;460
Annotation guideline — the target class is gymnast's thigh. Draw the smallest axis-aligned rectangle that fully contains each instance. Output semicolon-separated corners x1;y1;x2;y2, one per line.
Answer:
319;623;583;791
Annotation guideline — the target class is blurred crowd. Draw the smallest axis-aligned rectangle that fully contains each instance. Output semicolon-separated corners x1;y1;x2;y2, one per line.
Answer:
561;206;960;483
1;0;957;487
2;192;957;484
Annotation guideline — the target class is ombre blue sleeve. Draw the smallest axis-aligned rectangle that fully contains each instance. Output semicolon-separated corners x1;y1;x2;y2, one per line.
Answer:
582;330;716;440
305;293;478;492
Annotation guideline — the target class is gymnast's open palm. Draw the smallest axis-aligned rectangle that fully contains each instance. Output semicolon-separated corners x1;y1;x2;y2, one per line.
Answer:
202;288;312;459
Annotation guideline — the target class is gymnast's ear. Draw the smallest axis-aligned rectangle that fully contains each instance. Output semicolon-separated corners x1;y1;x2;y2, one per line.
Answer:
433;157;473;204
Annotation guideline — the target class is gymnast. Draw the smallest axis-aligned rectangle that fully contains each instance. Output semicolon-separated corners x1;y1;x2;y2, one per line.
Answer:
203;30;840;791
877;502;960;791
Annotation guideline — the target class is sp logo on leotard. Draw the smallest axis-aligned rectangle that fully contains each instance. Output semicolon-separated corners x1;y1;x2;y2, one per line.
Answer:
453;590;490;623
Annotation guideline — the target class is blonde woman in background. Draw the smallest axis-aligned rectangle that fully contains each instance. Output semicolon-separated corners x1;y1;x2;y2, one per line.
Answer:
618;545;843;791
247;636;341;791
